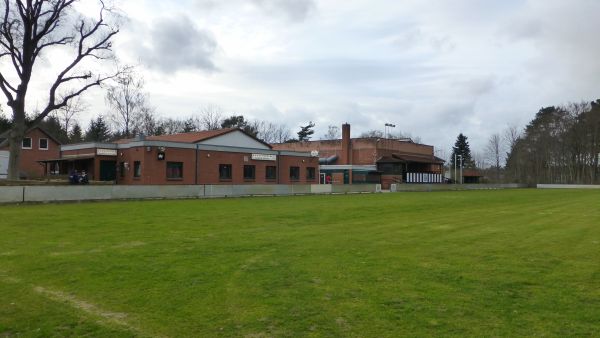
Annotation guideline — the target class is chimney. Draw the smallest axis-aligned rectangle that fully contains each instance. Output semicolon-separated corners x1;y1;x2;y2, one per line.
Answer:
341;123;351;165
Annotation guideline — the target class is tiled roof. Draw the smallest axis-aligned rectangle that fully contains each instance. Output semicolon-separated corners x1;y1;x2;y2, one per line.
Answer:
391;153;445;164
145;128;236;143
113;128;237;144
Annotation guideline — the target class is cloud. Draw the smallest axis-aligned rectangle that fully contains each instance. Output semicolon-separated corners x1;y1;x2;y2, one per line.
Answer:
252;0;316;22
192;0;316;22
132;15;218;73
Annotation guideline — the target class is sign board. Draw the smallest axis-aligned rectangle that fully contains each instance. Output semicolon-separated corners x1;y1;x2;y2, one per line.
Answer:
157;152;165;161
310;150;319;157
96;148;117;156
251;153;277;161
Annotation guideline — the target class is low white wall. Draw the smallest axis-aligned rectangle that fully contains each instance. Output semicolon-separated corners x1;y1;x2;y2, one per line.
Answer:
24;186;114;202
0;186;23;203
332;184;377;193
0;184;381;204
311;184;332;194
111;185;204;199
537;184;600;189
395;183;526;192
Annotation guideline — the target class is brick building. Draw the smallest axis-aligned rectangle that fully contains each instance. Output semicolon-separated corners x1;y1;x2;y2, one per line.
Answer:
40;128;318;185
272;124;444;188
0;127;61;179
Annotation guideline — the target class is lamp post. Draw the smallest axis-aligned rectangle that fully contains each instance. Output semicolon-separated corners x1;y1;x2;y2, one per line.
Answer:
454;153;457;184
458;154;464;184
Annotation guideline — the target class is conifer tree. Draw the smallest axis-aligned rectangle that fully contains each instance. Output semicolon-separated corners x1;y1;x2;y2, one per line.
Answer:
450;133;475;169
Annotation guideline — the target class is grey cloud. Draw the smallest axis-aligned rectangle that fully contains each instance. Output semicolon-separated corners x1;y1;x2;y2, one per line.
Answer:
192;0;315;22
134;15;218;73
251;0;316;22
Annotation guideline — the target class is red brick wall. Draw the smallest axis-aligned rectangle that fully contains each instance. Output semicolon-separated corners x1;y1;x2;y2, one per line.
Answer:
115;146;318;185
274;138;437;166
0;128;61;178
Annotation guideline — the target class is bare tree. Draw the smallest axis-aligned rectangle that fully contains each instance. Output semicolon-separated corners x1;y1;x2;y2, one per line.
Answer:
360;130;384;138
197;104;223;130
272;123;292;143
160;117;185;135
132;106;160;136
52;95;87;134
0;0;122;179
254;121;291;143
504;124;521;151
485;133;503;181
105;72;147;138
322;125;340;140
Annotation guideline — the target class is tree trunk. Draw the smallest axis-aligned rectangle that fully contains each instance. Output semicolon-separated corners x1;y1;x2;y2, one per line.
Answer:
7;121;25;180
7;101;27;180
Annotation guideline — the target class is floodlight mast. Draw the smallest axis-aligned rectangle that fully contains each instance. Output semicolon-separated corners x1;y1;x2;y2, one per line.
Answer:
384;123;396;139
454;153;457;184
458;154;464;184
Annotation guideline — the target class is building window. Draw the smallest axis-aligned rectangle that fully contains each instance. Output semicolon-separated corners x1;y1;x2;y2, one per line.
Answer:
306;167;316;180
243;165;255;180
266;166;277;180
290;166;300;181
166;162;183;179
133;161;141;178
39;138;48;150
22;137;32;149
219;164;232;180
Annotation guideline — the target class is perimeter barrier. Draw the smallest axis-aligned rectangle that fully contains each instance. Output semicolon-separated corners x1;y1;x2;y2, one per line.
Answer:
0;184;378;203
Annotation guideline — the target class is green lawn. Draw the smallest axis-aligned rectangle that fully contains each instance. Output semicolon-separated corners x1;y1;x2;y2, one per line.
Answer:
1;189;599;337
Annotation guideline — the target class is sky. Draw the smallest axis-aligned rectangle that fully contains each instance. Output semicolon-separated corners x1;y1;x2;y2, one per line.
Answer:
4;0;600;160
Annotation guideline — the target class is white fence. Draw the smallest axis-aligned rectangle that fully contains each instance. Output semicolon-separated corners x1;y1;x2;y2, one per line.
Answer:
0;184;380;204
405;173;444;183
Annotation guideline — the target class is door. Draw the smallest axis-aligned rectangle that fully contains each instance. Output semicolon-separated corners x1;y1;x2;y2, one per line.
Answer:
343;170;350;184
99;160;116;181
0;151;8;179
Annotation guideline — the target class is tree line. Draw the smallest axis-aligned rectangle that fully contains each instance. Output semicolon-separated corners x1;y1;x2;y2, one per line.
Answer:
505;100;600;184
448;99;600;185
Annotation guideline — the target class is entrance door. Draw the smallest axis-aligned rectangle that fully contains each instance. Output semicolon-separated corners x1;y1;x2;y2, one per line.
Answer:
0;150;8;179
320;173;326;184
343;170;350;184
99;160;116;181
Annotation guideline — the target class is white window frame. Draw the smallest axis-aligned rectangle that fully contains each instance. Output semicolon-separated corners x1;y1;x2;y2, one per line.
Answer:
22;137;32;149
39;138;49;150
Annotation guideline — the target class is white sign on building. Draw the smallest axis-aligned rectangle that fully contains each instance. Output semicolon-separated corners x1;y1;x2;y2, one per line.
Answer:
251;153;277;161
96;148;117;156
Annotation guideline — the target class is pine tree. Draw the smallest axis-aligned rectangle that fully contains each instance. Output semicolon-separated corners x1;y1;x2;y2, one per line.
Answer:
85;117;112;142
220;115;258;137
182;118;196;133
69;123;84;143
39;115;68;143
297;121;315;141
450;133;475;169
0;107;10;133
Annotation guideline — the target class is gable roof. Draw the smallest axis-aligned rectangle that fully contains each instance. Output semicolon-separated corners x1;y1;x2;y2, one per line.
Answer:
119;128;273;149
145;128;237;143
0;126;62;147
35;126;63;145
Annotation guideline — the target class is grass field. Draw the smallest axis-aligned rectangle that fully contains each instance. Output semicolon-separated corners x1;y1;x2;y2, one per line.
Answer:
1;189;599;337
